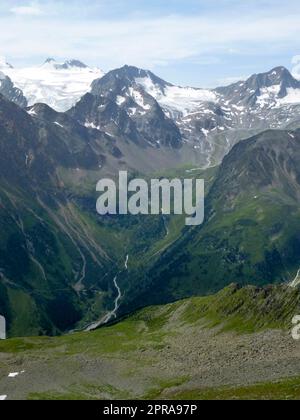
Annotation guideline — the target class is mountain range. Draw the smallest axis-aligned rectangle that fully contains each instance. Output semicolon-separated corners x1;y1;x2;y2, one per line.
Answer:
1;59;300;336
1;59;300;170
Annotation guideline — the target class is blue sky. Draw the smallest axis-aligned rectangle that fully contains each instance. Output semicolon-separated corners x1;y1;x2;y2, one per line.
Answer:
1;0;300;87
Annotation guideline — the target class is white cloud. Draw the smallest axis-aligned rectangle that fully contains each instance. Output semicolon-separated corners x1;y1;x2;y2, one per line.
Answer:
1;9;300;73
10;3;43;17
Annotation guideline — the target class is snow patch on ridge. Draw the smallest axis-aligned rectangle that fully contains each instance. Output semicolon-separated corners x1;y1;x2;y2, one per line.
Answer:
257;85;280;108
136;76;218;117
116;95;126;106
256;85;300;108
128;87;151;110
278;88;300;105
54;121;64;128
84;121;101;130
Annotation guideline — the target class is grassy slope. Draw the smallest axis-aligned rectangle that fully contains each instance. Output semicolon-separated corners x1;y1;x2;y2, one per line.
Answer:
168;377;300;400
0;284;299;400
24;377;300;400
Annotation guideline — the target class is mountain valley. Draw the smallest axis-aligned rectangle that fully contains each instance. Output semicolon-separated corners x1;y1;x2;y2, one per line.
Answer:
1;61;300;338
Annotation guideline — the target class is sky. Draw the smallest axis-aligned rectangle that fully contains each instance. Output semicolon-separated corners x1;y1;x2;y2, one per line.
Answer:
1;0;300;87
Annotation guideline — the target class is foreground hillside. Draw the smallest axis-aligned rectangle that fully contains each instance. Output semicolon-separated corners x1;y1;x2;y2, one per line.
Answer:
0;284;299;400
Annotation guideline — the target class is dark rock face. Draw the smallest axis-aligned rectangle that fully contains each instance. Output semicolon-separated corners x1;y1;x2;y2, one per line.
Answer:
69;65;182;149
0;72;27;108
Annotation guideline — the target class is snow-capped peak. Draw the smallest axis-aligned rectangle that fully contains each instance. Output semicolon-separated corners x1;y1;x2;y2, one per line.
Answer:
41;58;89;71
40;58;58;69
62;60;88;69
1;58;105;112
44;57;56;64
